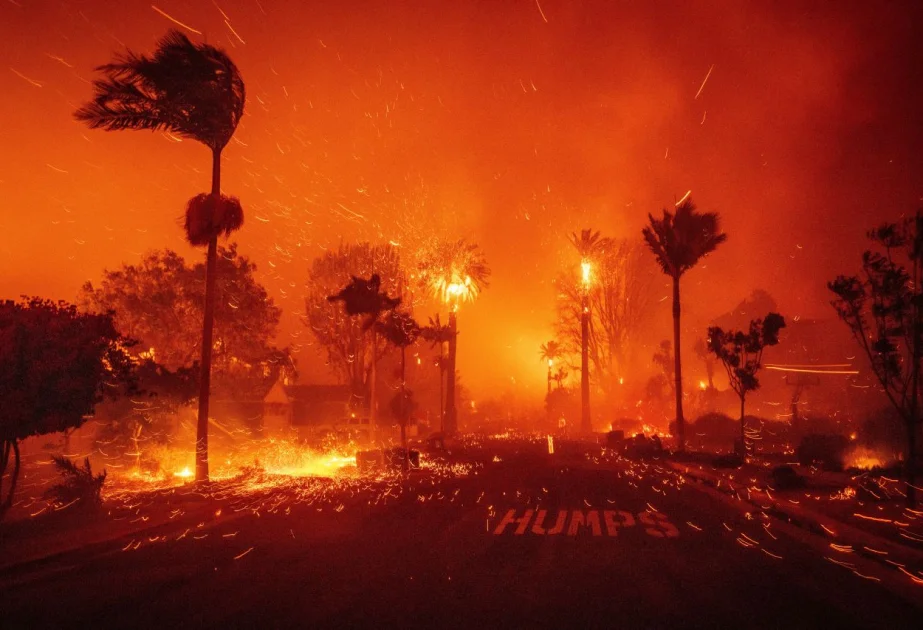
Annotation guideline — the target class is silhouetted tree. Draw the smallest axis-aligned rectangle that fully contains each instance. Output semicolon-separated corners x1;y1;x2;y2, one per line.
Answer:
376;311;421;469
421;314;453;430
830;212;923;507
76;30;246;482
539;340;564;396
324;263;402;436
417;239;491;435
707;313;786;458
694;338;716;390
80;246;288;400
652;340;675;397
306;243;402;401
0;298;135;519
643;198;727;451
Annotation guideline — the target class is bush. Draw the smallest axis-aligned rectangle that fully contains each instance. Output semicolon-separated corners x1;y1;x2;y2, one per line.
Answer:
712;453;744;468
796;434;849;471
689;412;737;451
770;465;805;490
44;456;107;508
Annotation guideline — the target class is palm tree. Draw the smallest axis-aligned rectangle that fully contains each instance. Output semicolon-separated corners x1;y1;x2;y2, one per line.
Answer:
642;198;727;452
75;30;246;482
569;229;610;434
376;311;421;470
569;229;611;261
418;239;491;435
539;340;564;396
328;275;402;441
422;314;454;431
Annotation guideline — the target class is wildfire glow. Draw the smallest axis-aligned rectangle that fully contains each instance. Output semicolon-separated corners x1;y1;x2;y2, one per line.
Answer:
845;447;895;471
581;260;592;288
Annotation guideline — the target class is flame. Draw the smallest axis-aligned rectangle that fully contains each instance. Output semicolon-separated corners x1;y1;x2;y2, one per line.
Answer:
845;446;895;470
580;260;592;288
173;466;193;479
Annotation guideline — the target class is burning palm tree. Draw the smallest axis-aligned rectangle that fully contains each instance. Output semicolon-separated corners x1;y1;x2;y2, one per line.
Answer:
569;229;610;433
75;30;246;482
642;198;727;452
539;340;564;396
418;239;490;435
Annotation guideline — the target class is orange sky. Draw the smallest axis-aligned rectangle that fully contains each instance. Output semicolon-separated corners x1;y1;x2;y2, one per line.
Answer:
2;1;922;399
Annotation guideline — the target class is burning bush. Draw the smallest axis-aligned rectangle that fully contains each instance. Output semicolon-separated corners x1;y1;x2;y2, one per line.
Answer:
44;455;107;509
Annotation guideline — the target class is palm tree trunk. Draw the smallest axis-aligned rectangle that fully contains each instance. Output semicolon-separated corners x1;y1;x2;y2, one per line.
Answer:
581;297;591;434
370;331;378;444
672;275;685;452
445;311;458;435
401;345;408;472
195;148;222;482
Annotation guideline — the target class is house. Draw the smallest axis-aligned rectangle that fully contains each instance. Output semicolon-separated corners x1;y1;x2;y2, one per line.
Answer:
260;382;359;435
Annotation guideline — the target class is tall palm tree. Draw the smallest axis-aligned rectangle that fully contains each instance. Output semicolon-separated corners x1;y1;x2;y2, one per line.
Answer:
418;239;490;435
569;229;610;434
76;30;246;482
422;314;453;431
642;198;727;452
539;340;564;396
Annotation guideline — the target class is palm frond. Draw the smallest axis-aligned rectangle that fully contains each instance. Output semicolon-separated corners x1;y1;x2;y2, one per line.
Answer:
642;198;727;278
75;29;245;150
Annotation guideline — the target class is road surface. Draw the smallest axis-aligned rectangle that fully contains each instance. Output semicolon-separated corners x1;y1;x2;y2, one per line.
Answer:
2;438;920;628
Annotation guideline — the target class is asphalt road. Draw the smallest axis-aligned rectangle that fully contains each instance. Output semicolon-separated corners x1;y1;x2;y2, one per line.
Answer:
2;439;921;629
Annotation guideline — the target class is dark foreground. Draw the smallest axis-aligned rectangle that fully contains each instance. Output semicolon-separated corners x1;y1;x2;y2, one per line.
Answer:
2;439;920;629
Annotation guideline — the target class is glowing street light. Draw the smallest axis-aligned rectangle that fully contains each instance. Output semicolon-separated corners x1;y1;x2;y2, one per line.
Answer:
580;259;592;434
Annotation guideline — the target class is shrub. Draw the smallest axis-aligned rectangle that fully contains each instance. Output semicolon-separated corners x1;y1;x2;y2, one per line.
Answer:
712;453;743;469
690;412;737;451
796;434;849;471
44;456;107;508
771;465;805;490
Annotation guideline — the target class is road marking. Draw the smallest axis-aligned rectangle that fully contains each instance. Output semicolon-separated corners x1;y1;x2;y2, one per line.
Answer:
493;509;679;538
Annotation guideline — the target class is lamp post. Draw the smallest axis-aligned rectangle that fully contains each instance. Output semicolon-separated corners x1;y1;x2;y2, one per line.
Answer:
580;260;592;434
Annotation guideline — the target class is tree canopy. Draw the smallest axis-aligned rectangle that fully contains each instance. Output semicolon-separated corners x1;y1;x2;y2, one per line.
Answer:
0;298;136;516
80;245;287;399
74;29;245;152
830;211;923;506
305;242;403;395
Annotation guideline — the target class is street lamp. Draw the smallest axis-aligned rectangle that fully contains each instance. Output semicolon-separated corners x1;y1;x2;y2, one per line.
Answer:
580;259;592;434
